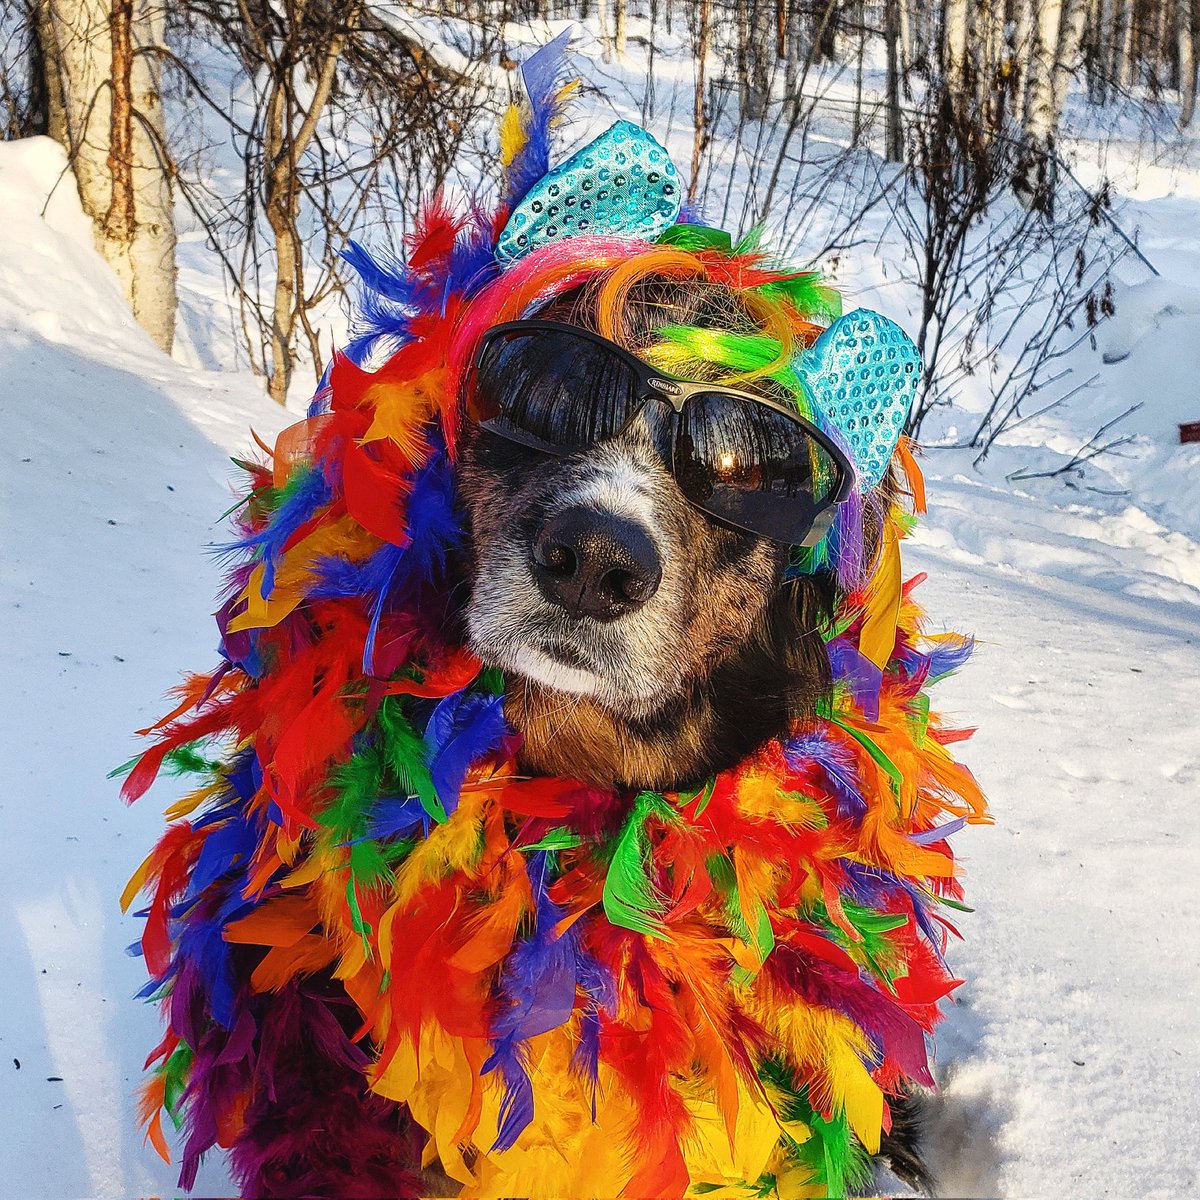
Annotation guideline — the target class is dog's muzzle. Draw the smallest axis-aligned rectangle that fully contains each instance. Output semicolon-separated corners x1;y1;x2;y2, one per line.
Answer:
531;506;663;622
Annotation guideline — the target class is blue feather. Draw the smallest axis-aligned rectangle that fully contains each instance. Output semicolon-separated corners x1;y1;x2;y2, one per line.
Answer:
399;443;461;582
341;239;421;307
424;691;509;815
364;794;427;841
504;30;574;209
483;852;580;1150
448;205;503;298
219;464;332;596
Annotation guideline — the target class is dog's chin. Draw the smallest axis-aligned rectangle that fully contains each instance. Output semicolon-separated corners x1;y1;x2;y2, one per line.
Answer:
469;635;676;718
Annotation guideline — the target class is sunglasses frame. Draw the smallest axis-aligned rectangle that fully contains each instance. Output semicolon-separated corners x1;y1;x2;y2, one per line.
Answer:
469;319;855;546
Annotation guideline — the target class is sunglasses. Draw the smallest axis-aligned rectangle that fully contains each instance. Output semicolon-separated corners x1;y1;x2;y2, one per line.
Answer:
465;320;853;546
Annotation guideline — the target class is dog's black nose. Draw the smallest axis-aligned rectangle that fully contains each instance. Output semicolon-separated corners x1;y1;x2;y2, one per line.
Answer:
532;507;662;621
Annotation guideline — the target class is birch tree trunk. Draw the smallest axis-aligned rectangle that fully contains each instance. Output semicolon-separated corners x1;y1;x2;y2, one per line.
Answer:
1181;0;1197;126
897;0;912;79
942;0;968;101
689;0;710;203
1010;0;1035;121
1112;0;1135;88
42;0;176;352
1018;0;1087;215
884;0;903;159
32;0;69;144
614;0;627;58
1051;0;1089;121
597;0;612;60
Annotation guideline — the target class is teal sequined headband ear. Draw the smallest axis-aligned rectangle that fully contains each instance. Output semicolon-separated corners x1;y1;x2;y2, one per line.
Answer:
797;310;922;490
496;120;681;263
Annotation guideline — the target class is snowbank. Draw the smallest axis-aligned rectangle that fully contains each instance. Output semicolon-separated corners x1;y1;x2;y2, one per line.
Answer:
0;136;284;1196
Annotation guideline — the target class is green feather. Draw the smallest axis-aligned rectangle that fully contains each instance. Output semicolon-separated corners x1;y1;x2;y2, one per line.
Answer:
706;853;774;981
477;667;506;695
161;1040;194;1131
519;826;582;853
656;223;733;252
375;697;443;823
816;898;908;988
829;715;903;793
754;273;842;321
759;1059;872;1197
345;876;372;957
106;755;137;781
321;749;381;842
165;744;220;777
679;776;717;817
602;791;677;939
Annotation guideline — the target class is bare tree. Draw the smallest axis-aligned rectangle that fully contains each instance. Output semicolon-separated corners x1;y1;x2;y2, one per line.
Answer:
689;0;711;203
167;1;492;404
1015;0;1088;216
884;0;903;159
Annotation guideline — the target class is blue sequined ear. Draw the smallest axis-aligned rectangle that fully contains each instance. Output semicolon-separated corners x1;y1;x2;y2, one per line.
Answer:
796;309;922;490
496;120;681;264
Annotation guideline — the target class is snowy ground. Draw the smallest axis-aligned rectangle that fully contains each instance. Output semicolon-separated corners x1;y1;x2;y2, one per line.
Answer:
2;30;1199;1198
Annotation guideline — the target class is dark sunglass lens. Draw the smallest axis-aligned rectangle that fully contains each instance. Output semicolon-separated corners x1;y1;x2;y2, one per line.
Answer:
470;328;643;451
674;392;840;542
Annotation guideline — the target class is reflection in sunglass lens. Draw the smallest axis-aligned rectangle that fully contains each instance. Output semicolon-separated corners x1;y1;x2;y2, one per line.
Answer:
471;329;644;450
674;391;838;540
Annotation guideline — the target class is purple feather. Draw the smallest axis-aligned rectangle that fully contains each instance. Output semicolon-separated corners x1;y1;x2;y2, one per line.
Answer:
504;31;574;209
784;727;867;819
774;940;934;1087
827;636;884;720
909;816;967;845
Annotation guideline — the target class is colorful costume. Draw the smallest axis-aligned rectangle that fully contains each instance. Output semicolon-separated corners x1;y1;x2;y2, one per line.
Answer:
122;36;988;1198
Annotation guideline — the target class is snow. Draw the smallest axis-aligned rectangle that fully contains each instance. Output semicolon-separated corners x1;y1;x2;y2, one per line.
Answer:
2;33;1199;1200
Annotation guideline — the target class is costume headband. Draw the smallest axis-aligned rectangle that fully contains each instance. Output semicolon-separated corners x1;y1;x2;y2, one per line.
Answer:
485;36;921;491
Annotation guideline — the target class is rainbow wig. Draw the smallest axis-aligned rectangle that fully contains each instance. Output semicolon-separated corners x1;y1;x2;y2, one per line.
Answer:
121;36;989;1199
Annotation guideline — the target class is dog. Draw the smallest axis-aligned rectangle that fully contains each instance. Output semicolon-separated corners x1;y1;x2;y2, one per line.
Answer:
456;276;931;1194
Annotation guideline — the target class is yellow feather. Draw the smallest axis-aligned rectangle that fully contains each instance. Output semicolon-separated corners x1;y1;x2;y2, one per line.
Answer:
357;369;440;458
745;987;886;1157
163;780;223;822
859;522;902;670
499;103;525;166
551;79;581;118
392;790;486;907
226;516;378;632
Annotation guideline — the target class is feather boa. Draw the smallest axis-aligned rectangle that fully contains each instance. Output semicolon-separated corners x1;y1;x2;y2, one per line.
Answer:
123;423;988;1197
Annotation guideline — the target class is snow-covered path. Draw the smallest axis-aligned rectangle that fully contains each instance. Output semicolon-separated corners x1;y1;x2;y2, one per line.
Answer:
909;471;1200;1199
1;137;1198;1198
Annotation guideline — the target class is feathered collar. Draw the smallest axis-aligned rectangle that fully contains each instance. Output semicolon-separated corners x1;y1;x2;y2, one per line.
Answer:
123;452;988;1195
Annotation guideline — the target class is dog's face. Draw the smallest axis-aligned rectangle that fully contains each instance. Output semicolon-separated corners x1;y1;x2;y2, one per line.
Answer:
454;280;842;789
459;407;789;718
457;408;836;789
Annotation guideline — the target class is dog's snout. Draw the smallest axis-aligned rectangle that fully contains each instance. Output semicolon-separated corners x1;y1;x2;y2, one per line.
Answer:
532;507;662;621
